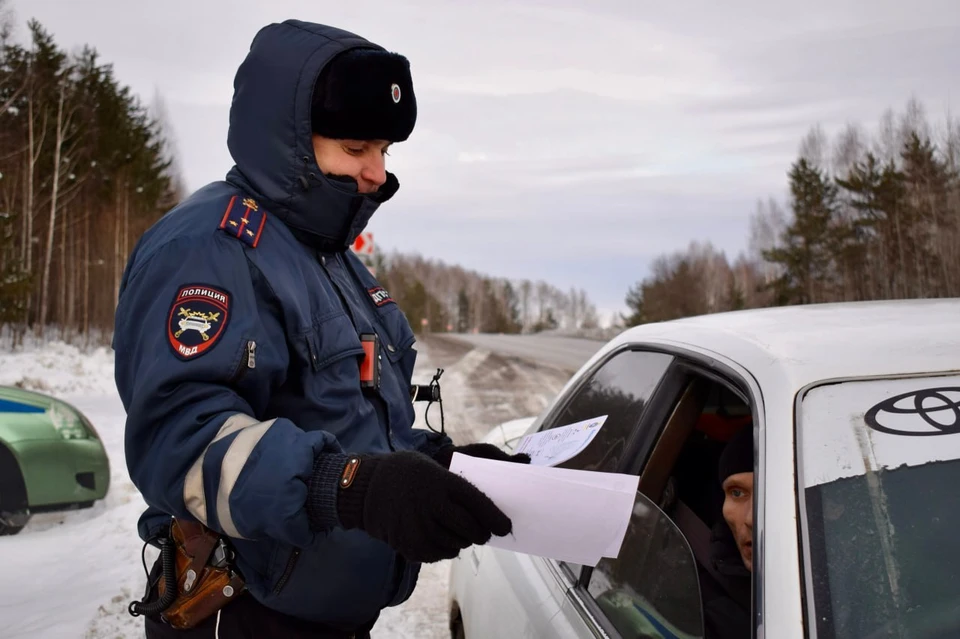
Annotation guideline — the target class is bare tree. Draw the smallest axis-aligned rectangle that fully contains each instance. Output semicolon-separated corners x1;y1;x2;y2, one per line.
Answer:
0;0;12;38
899;96;931;145
875;108;899;163
832;122;867;176
519;280;531;331
799;124;829;170
748;198;786;284
567;286;581;329
24;81;46;275
939;111;960;173
38;73;79;332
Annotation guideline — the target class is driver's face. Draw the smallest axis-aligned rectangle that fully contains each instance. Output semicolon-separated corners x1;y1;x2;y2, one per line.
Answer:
722;471;754;572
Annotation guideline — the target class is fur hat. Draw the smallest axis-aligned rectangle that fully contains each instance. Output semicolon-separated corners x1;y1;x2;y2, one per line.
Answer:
311;47;417;142
718;426;754;483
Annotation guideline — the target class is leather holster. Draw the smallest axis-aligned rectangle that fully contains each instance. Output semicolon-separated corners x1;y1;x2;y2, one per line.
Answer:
157;518;246;629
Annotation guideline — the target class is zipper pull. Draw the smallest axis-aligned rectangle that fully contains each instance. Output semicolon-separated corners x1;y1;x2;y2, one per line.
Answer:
246;341;257;369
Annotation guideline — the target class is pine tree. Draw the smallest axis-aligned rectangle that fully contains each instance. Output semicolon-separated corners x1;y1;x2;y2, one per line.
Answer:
763;158;839;304
836;153;906;298
900;132;957;296
726;278;746;311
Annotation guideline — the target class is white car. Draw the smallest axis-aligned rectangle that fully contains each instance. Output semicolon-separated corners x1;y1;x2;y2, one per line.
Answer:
448;300;960;639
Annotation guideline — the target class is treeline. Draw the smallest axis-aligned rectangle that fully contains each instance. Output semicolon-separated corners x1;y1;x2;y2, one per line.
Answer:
372;251;599;335
0;13;183;346
624;98;960;325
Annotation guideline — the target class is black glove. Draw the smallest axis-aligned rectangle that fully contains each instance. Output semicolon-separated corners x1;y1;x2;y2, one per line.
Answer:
336;451;513;563
432;442;531;470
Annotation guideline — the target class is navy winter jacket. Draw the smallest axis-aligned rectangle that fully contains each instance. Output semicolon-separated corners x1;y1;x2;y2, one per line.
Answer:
114;19;450;628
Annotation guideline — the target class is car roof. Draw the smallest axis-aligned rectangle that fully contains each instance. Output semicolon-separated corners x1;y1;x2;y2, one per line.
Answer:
609;299;960;390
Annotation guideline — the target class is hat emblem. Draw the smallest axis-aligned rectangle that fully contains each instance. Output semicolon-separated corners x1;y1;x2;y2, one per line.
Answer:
391;83;401;104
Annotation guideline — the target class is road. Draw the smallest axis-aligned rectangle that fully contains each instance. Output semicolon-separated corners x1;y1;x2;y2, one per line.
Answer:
440;333;605;373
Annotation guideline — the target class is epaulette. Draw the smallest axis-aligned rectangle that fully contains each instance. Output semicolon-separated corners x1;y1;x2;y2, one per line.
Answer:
218;194;267;248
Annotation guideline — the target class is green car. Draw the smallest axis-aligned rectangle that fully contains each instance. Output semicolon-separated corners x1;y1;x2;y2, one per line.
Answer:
0;386;110;535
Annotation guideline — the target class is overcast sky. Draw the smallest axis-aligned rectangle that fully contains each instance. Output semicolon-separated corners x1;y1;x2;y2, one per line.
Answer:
12;0;960;322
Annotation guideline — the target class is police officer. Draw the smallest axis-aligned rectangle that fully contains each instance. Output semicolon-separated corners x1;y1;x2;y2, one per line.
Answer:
114;19;528;639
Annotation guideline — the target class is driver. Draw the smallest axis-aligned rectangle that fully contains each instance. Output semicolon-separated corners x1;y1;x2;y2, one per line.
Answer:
719;426;754;574
702;425;754;639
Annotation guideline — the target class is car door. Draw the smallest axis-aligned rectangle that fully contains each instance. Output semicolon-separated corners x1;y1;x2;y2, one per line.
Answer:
463;347;680;638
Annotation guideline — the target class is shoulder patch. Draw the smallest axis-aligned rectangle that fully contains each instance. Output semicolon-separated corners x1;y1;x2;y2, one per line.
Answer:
168;285;231;360
368;286;394;308
218;195;267;248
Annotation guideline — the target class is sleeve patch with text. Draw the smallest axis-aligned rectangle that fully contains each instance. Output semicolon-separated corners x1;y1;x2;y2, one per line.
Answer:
167;284;231;359
368;287;394;308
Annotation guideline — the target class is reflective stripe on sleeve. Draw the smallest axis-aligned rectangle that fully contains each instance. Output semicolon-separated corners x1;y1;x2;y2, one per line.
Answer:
183;412;260;527
216;419;277;538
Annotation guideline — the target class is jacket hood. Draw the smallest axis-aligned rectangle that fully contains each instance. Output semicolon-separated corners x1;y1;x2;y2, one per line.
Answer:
226;20;399;252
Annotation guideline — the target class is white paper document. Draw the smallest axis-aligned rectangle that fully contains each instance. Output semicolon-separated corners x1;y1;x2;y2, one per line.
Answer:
449;452;639;566
513;415;608;466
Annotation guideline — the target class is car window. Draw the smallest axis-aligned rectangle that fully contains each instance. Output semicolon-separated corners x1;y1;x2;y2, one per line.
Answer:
542;349;674;474
799;376;960;639
584;491;704;639
585;370;756;639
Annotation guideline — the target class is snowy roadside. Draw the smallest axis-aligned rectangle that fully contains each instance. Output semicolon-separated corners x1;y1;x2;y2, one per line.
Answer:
0;336;567;638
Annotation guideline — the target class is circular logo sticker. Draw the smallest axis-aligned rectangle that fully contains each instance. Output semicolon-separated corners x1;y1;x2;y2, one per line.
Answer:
865;387;960;436
391;83;401;104
168;284;231;360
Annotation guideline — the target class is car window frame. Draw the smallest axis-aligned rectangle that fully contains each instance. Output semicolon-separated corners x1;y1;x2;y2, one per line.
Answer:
563;343;765;639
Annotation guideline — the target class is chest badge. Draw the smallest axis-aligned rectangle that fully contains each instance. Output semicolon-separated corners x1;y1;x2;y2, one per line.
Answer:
167;285;231;359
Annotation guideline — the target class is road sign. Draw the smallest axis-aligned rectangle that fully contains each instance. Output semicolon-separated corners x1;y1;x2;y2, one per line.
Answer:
352;232;374;255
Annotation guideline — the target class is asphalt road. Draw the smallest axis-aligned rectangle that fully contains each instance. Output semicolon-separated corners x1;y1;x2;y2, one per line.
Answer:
441;333;605;373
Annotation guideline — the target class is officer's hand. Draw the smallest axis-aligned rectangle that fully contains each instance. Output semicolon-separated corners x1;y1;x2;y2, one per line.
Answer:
337;451;512;563
432;442;531;470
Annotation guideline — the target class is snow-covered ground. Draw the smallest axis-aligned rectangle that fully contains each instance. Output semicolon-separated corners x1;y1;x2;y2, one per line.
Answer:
0;336;567;638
